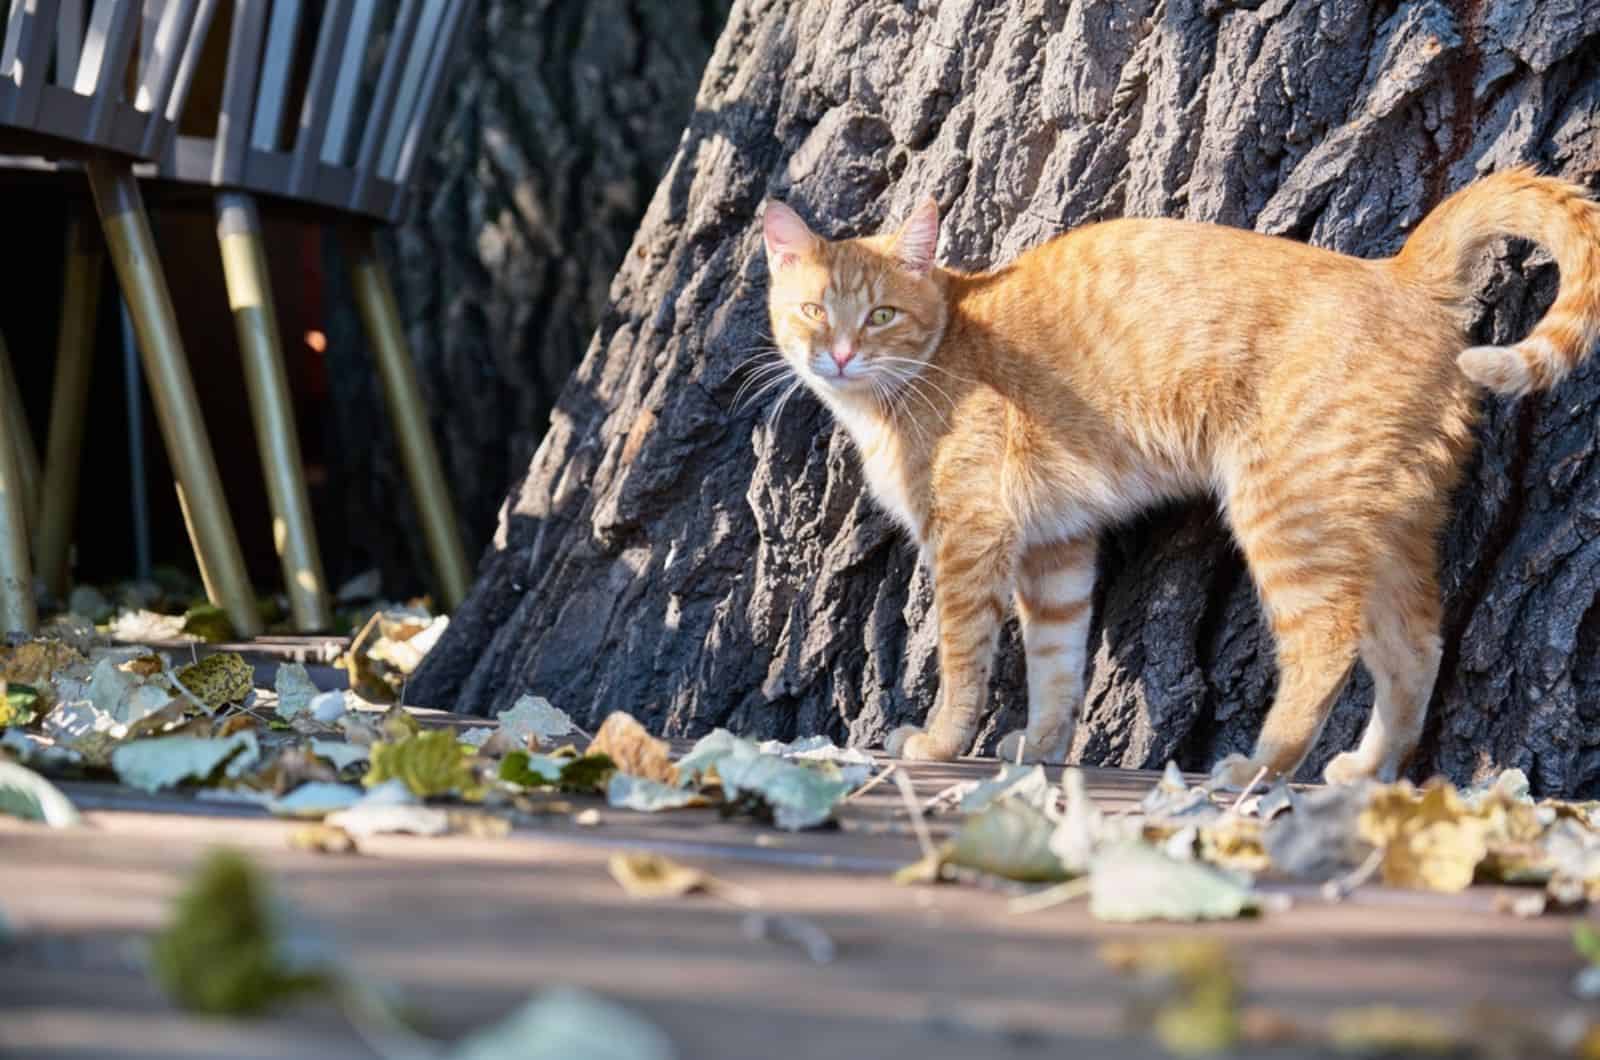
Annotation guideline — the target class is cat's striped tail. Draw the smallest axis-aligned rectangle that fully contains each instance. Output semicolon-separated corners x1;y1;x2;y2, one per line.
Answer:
1392;165;1600;397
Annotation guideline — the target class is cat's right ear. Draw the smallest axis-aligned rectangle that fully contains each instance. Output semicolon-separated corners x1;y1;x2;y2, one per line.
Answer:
763;200;818;270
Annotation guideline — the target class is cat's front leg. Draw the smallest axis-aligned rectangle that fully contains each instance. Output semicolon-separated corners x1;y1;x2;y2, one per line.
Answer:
995;534;1096;764
886;522;1014;761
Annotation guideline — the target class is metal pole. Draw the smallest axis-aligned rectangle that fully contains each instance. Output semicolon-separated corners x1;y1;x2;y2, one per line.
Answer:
216;192;332;630
0;332;37;634
341;225;470;609
88;159;261;637
120;296;152;583
36;215;106;595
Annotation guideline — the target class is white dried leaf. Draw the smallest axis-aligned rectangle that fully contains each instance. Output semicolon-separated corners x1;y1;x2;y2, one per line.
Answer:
447;988;675;1060
268;782;363;819
110;732;260;793
0;760;82;826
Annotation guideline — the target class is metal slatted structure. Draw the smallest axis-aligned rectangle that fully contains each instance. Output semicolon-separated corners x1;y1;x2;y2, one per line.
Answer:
0;0;476;636
0;0;215;159
145;0;478;614
166;0;476;224
0;0;262;637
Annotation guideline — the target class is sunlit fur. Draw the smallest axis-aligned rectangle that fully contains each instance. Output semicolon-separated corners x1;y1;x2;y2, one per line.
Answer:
760;168;1600;785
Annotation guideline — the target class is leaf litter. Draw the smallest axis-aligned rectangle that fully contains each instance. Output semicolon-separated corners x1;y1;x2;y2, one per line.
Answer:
9;603;1600;1049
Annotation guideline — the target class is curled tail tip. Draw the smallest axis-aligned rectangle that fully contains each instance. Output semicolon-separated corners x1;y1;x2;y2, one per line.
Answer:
1458;344;1536;396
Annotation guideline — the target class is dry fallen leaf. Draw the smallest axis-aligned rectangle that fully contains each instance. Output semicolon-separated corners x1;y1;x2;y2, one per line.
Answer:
608;853;709;899
1358;782;1489;893
589;712;676;785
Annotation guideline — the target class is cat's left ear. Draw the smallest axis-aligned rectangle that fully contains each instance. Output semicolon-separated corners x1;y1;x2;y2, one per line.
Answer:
892;197;940;277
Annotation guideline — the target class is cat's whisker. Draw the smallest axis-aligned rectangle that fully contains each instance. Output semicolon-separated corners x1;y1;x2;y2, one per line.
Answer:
765;377;807;433
872;355;978;389
738;374;800;415
733;362;795;408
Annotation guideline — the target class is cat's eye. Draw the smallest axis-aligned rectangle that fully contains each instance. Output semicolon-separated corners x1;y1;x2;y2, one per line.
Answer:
868;306;897;326
800;302;826;321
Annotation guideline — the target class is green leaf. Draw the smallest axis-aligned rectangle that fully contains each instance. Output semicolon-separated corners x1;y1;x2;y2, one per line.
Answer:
499;750;568;788
674;729;750;782
1575;922;1600;965
273;663;319;719
0;684;39;728
0;759;82;826
555;754;616;794
948;799;1068;882
363;729;477;798
149;849;332;1015
1089;842;1260;923
607;774;707;812
958;764;1054;814
180;604;236;644
713;751;851;831
111;732;261;793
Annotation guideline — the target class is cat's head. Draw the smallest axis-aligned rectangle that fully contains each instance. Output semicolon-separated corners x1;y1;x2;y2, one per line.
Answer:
761;198;947;402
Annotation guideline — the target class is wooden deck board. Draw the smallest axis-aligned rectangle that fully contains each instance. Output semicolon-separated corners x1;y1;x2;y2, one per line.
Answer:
2;752;1592;1059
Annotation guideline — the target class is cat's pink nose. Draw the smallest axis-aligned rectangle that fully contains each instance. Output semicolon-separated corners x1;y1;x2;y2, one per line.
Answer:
831;343;856;371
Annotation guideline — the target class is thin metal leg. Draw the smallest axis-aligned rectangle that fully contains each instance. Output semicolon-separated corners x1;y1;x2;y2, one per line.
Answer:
216;193;332;631
86;160;262;638
342;226;471;610
0;332;37;634
0;329;40;534
35;215;105;596
121;298;152;582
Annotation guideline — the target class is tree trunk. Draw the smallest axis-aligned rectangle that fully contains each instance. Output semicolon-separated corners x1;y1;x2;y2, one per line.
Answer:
412;0;1600;797
317;0;730;592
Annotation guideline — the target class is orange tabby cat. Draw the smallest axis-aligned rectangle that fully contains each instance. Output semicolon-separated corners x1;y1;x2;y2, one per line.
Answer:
760;167;1600;786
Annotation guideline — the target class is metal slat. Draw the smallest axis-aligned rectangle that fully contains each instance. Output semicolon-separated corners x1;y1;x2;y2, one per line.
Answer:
7;0;64;127
392;0;472;194
213;0;267;184
248;0;302;151
347;0;418;211
135;0;193;113
76;0;139;144
159;0;213;123
53;0;83;85
284;0;353;196
319;0;376;166
374;0;445;179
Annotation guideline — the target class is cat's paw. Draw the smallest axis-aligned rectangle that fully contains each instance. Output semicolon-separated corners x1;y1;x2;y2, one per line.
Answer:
995;728;1069;765
1208;753;1269;791
886;725;957;761
1323;751;1378;787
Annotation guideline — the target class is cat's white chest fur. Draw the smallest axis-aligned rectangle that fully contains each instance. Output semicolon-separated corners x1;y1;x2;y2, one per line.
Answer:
828;400;922;535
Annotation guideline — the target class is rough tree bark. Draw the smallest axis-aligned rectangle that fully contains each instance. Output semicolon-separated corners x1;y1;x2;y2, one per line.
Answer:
317;0;729;589
413;0;1600;796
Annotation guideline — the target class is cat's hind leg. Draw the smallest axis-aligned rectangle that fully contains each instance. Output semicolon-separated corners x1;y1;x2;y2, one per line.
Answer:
995;534;1096;764
1324;540;1443;785
1212;475;1369;787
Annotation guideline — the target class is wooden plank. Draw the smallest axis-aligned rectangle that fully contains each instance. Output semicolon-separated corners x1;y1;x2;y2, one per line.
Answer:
1;790;1588;1060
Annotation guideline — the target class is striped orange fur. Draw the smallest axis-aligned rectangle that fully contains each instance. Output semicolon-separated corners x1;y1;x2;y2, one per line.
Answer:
760;167;1600;785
